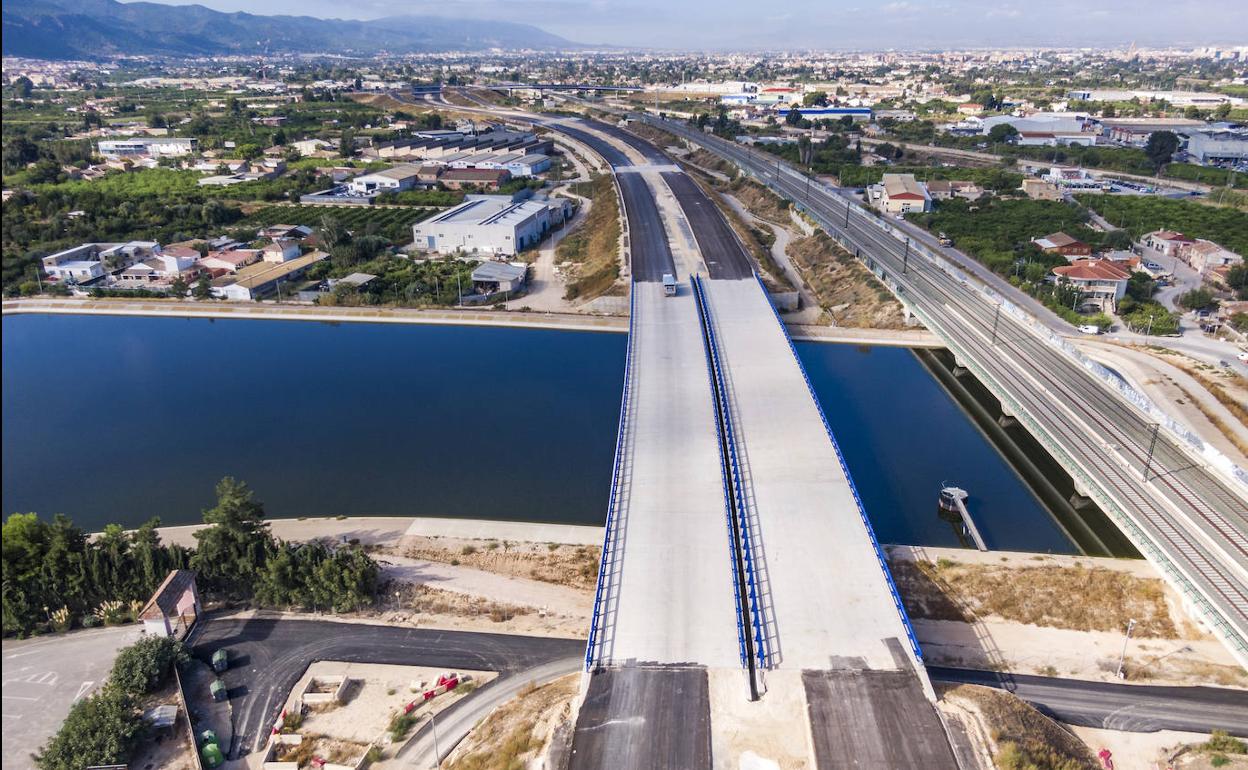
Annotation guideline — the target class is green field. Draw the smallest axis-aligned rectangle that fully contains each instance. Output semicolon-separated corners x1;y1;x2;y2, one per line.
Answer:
238;205;438;246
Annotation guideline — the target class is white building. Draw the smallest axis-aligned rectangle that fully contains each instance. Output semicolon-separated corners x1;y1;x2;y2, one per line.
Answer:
260;239;302;262
346;164;422;196
411;195;553;256
97;137;198;158
1182;239;1243;275
868;173;931;214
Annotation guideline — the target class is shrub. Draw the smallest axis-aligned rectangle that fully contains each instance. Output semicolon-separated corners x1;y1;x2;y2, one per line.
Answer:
109;636;188;696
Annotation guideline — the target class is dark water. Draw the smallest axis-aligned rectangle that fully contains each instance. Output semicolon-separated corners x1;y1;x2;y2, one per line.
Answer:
3;315;1074;552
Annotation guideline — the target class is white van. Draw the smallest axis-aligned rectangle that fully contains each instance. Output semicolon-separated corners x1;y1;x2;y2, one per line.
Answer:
1078;324;1101;335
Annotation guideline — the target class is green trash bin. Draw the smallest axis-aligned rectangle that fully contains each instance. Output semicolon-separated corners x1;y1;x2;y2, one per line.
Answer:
201;742;225;768
211;649;229;674
210;678;227;702
199;728;219;747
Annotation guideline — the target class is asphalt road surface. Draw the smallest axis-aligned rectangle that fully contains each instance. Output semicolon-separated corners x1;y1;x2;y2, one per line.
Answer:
547;121;675;282
661;171;755;280
570;666;712;770
804;670;959;769
189;616;583;760
931;667;1248;736
588;120;671;165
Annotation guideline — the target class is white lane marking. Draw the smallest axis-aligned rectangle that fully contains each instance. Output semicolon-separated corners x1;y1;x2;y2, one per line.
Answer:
1;695;38;701
73;681;95;702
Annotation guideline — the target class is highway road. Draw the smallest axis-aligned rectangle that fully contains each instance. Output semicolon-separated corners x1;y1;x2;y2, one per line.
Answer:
647;116;1248;666
544;120;676;282
930;667;1248;736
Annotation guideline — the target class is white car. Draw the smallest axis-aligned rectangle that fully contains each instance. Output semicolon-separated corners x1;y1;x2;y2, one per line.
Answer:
1238;351;1248;364
1078;324;1101;335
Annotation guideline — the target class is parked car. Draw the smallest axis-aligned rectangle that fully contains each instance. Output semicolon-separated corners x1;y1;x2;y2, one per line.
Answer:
1078;324;1102;335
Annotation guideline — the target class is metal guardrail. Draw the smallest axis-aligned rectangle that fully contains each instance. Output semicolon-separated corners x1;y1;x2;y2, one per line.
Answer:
691;276;752;672
584;285;637;670
750;271;925;664
692;275;770;673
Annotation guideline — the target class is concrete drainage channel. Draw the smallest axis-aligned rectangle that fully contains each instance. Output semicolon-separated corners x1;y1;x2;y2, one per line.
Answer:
691;274;768;700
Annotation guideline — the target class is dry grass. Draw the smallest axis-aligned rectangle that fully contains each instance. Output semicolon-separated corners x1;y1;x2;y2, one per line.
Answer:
890;558;1178;638
786;230;909;329
559;174;622;300
399;537;602;591
945;684;1098;770
398;584;535;623
727;177;793;225
446;674;578;770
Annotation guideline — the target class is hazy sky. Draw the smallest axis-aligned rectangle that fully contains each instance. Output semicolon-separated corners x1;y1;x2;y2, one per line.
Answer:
127;0;1248;49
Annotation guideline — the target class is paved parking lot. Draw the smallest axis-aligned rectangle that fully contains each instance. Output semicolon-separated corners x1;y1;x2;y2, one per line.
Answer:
1;625;143;770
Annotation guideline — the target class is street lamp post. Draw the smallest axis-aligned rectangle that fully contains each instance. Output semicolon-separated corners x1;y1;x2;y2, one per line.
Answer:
430;709;442;769
1115;618;1137;679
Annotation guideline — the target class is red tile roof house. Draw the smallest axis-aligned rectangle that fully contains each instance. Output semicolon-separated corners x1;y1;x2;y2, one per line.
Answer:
139;569;201;638
1142;230;1195;259
1052;258;1132;312
1032;231;1092;258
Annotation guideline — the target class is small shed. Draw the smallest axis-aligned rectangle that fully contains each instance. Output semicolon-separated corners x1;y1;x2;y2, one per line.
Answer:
139;569;201;639
471;261;527;293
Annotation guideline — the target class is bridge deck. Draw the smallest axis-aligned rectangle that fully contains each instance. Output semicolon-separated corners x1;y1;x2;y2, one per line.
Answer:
599;282;741;667
704;278;917;671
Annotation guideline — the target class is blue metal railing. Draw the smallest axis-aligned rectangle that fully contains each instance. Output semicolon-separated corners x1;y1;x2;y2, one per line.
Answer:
692;275;769;672
751;271;925;663
584;286;637;670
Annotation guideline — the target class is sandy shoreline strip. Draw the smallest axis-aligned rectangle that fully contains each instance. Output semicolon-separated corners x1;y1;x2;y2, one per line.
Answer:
4;298;943;347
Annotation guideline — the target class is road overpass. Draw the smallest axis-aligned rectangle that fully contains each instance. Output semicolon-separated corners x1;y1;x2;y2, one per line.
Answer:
645;115;1248;669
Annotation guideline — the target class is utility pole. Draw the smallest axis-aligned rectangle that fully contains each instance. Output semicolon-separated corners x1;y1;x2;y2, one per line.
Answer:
1142;423;1161;482
1115;618;1137;679
902;239;910;274
991;303;1002;346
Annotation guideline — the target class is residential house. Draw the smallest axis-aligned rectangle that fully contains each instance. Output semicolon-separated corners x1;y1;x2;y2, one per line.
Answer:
258;224;313;240
1052;259;1132;312
926;179;984;201
261;239;302;262
1142;230;1195;259
1182;239;1243;276
197;249;261;273
118;247;200;283
1021;179;1063;200
1032;232;1092;258
289;139;333;156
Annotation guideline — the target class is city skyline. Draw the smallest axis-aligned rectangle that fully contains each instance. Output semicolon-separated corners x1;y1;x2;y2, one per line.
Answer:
118;0;1248;50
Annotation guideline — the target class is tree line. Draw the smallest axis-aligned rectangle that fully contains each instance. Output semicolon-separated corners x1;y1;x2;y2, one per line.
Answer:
2;477;380;638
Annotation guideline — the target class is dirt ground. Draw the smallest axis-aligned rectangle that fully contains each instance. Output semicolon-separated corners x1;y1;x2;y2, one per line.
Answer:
709;669;814;769
939;684;1099;770
785;229;911;328
888;546;1245;686
128;678;197;770
1072;727;1248;770
390;536;601;591
444;673;579;770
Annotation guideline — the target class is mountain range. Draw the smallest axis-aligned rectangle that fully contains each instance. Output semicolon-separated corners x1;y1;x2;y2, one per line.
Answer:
3;0;575;59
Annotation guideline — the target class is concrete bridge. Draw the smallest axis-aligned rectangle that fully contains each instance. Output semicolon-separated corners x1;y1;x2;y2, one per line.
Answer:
560;118;958;769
